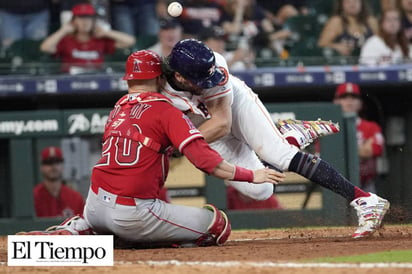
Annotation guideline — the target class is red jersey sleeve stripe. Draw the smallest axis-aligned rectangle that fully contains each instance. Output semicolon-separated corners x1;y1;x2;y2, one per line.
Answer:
178;134;203;152
203;88;231;101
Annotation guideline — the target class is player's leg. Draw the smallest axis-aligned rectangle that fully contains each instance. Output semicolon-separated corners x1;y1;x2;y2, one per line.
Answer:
210;135;274;201
231;81;389;238
288;151;389;238
230;80;299;171
84;189;230;246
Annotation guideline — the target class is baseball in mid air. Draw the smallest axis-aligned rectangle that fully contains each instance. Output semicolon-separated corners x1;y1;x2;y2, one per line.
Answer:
167;2;183;17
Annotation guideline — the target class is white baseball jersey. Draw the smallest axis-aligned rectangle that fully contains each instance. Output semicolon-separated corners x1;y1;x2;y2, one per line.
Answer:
161;52;299;200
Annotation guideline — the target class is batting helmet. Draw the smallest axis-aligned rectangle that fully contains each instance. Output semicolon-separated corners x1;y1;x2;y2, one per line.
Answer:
167;39;225;89
123;50;162;80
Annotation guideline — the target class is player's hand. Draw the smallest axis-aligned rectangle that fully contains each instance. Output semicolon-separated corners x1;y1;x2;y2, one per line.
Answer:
252;167;286;184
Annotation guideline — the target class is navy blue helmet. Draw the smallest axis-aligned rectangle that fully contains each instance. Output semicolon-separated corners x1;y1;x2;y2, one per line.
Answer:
168;39;225;89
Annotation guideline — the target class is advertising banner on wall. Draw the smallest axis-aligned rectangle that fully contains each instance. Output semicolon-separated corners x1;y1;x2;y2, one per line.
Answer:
0;109;109;138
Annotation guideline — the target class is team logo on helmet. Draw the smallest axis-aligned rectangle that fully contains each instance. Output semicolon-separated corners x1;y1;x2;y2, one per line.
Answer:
133;59;142;72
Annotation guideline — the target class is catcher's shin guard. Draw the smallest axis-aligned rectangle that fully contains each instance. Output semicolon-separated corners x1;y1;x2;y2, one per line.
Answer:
196;204;231;246
277;118;340;149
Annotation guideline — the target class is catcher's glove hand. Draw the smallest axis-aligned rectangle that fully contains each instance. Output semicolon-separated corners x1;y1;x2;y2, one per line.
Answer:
276;118;340;149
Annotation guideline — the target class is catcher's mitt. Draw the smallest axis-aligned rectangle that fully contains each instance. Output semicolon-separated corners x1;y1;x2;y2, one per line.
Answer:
276;118;340;149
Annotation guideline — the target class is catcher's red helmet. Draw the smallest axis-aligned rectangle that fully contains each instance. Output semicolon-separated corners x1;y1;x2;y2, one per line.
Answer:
123;50;162;80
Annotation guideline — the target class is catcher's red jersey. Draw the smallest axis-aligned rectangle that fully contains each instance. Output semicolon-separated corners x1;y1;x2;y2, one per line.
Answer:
92;92;203;199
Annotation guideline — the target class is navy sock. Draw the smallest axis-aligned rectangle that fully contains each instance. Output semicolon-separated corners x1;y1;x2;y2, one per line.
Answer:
289;152;355;201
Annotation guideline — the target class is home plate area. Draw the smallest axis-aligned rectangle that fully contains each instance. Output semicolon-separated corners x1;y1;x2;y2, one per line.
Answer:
1;225;411;274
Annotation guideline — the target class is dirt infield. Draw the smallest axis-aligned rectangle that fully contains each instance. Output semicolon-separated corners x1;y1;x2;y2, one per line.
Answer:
1;225;412;274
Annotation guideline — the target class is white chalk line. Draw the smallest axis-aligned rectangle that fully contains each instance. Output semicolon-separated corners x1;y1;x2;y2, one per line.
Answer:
229;234;349;242
1;261;411;268
131;260;412;268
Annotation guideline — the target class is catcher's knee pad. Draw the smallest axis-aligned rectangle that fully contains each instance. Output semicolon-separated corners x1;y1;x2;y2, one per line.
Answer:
196;204;231;246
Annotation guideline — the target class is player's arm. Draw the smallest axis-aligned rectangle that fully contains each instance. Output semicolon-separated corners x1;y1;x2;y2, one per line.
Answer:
182;138;285;184
197;95;232;143
40;22;74;54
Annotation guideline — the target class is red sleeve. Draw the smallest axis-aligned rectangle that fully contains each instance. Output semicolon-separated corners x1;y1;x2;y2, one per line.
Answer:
182;138;224;174
162;106;203;151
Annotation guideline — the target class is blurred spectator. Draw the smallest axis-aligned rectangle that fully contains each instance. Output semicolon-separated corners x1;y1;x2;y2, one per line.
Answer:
333;83;385;193
219;0;290;58
147;18;182;56
398;0;412;43
257;0;308;26
0;0;49;48
360;8;410;66
220;0;271;40
199;25;255;70
158;0;223;38
111;0;160;37
40;3;135;74
226;186;282;210
318;0;378;57
34;146;85;218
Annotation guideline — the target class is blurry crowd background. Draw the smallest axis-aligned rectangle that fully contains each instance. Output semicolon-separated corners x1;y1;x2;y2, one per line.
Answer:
0;0;411;75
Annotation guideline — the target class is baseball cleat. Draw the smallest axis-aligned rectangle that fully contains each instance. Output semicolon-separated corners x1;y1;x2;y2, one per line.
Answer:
350;193;390;239
276;118;340;149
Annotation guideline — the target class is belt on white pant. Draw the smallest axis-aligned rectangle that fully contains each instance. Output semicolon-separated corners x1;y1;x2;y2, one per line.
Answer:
91;183;137;206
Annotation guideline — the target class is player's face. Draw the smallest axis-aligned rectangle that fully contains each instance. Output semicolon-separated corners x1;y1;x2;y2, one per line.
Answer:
41;161;64;182
174;73;204;95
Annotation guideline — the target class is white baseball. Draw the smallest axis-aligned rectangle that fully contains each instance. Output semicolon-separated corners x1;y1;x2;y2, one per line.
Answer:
167;2;183;17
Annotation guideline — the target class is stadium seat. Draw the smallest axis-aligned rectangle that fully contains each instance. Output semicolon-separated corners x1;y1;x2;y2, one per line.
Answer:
368;0;382;16
308;0;335;17
284;14;323;42
104;48;133;73
4;39;52;75
283;15;324;64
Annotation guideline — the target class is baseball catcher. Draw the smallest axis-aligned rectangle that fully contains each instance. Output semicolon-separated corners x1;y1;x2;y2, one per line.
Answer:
17;50;285;247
